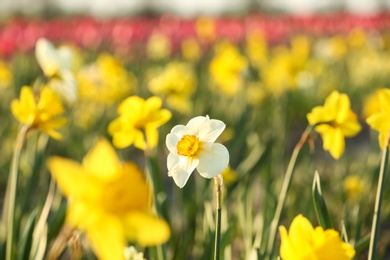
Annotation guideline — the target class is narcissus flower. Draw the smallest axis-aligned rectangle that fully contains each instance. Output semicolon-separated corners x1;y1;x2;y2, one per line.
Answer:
366;88;390;148
47;139;170;260
166;116;229;188
35;38;77;103
108;96;171;150
307;91;361;159
279;214;355;260
11;86;67;139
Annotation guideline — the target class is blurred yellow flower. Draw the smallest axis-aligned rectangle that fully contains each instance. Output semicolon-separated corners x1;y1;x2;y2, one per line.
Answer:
148;61;197;114
35;38;77;103
0;60;13;88
221;166;238;186
316;36;347;61
209;41;248;96
307;91;361;159
78;53;137;105
279;214;355;260
181;38;202;61
343;175;364;202
245;30;268;68
366;88;390;148
11;86;67;139
347;28;367;49
261;47;294;97
108;96;172;150
47;139;170;260
195;16;215;42
146;31;171;60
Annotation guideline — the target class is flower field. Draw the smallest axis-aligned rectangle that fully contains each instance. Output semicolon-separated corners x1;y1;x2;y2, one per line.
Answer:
1;13;390;260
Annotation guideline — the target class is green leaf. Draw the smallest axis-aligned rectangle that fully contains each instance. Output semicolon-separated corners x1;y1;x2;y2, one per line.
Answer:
354;234;370;253
312;171;333;230
17;209;37;260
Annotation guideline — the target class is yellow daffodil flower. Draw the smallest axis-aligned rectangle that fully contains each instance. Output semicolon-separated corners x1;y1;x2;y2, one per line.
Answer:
108;96;171;150
307;91;361;159
78;53;137;105
166;116;229;188
148;61;197;114
47;139;170;260
279;214;355;260
209;41;248;97
35;38;77;103
366;88;390;148
11;86;67;139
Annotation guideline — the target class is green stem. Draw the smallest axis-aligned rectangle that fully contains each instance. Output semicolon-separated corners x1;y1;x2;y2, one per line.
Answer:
368;139;389;260
5;124;29;260
266;126;312;259
213;174;223;260
145;153;167;260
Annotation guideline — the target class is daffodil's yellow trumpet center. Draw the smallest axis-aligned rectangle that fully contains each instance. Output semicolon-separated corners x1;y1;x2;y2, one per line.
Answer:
177;135;200;156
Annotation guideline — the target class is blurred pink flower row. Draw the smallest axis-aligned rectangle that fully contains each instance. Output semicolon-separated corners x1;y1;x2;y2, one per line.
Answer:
1;13;390;56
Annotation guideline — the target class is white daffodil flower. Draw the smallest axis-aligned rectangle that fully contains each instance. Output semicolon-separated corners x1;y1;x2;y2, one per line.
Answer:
166;115;229;188
35;38;77;103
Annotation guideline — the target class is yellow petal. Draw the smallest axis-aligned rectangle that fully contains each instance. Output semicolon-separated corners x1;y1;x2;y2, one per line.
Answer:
86;211;126;260
37;86;65;116
145;126;159;149
325;91;350;123
47;157;102;201
101;162;150;213
313;227;355;260
123;211;170;246
11;86;36;125
378;88;390;112
288;215;314;253
118;96;144;115
279;225;299;260
366;112;390;133
133;129;147;150
82;139;121;180
321;127;345;159
307;106;333;126
340;113;361;137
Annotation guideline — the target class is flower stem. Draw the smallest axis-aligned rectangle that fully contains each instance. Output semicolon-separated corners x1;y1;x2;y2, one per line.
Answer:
266;126;312;259
213;174;223;260
4;124;29;260
368;138;389;260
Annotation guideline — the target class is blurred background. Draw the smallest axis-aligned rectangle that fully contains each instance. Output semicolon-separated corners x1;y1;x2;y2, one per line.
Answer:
1;0;390;17
1;0;390;259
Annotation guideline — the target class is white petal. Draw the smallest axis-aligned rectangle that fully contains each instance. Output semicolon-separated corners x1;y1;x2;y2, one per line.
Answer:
186;116;209;135
169;165;191;188
167;153;179;171
197;143;229;179
171;125;187;135
166;133;180;153
198;119;226;143
168;157;199;188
